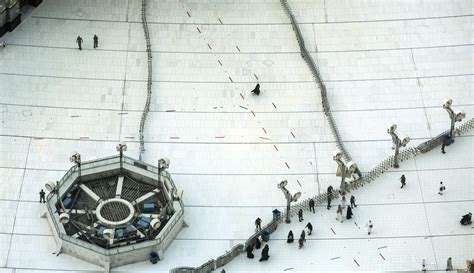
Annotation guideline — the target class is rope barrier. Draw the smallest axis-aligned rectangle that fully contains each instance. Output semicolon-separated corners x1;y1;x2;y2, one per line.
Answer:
139;0;153;161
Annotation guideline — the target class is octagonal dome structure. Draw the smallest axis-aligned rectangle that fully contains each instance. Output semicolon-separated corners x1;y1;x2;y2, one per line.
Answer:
44;154;185;273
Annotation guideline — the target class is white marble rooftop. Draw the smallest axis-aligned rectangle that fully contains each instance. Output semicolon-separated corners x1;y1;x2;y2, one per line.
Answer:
0;0;473;272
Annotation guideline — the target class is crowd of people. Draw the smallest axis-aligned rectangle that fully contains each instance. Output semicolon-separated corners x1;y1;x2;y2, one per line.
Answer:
247;168;470;270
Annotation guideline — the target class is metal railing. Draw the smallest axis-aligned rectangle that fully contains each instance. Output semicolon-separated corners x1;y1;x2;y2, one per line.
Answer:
165;1;474;272
280;0;352;163
291;118;474;217
139;0;153;160
167;117;473;273
455;118;474;135
46;156;185;257
46;202;185;257
170;244;245;273
418;118;474;153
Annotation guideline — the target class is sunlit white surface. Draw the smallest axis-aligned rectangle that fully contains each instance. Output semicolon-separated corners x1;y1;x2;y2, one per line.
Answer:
0;0;472;272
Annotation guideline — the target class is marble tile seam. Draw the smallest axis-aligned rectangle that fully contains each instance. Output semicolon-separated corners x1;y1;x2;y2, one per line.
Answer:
0;134;467;144
6;42;472;54
1;198;472;207
1;102;473;114
29;13;474;25
323;73;474;83
0;165;473;176
0;232;52;237
1;72;472;84
0;134;472;146
316;43;474;54
69;233;474;241
413;155;439;267
0;230;472;242
299;14;474;25
5;138;32;269
0;266;99;273
0;72;315;83
118;21;133;142
29;15;292;25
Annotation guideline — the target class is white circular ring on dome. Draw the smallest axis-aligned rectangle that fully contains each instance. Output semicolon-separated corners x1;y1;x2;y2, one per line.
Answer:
150;218;161;230
96;198;135;227
103;228;115;240
59;213;70;224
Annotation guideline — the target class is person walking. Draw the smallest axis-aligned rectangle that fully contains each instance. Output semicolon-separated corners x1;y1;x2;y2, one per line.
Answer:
298;209;304;222
254;236;262;249
460;212;472;225
366;220;373;235
422;259;426;271
93;34;99;48
305;222;313;235
350;195;357;208
298;236;305;249
341;196;347;209
336;205;343;223
400;174;406;188
259;244;270;262
346;205;353;220
245;244;254;259
287;230;294;243
327;185;334;210
446;257;453;271
441;135;451;154
255;217;262;231
76;35;83;50
251;84;260;96
1;40;5;47
438;181;446;195
309;198;315;213
39;189;46;203
298;230;306;249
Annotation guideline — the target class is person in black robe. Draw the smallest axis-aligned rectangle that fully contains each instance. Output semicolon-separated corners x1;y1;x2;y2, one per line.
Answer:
327;185;334;209
254;236;261;249
305;222;313;235
287;230;294;243
350;195;357;208
461;212;472;225
76;36;83;50
309;198;315;213
400;174;406;188
251;84;260;96
245;244;254;259
259;244;270;262
298;237;305;249
298;230;306;249
93;34;99;48
346;205;353;219
299;230;306;248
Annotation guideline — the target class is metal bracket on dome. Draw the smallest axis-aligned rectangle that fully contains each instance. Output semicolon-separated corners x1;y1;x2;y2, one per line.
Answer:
79;184;102;203
131;188;161;205
115;176;124;197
